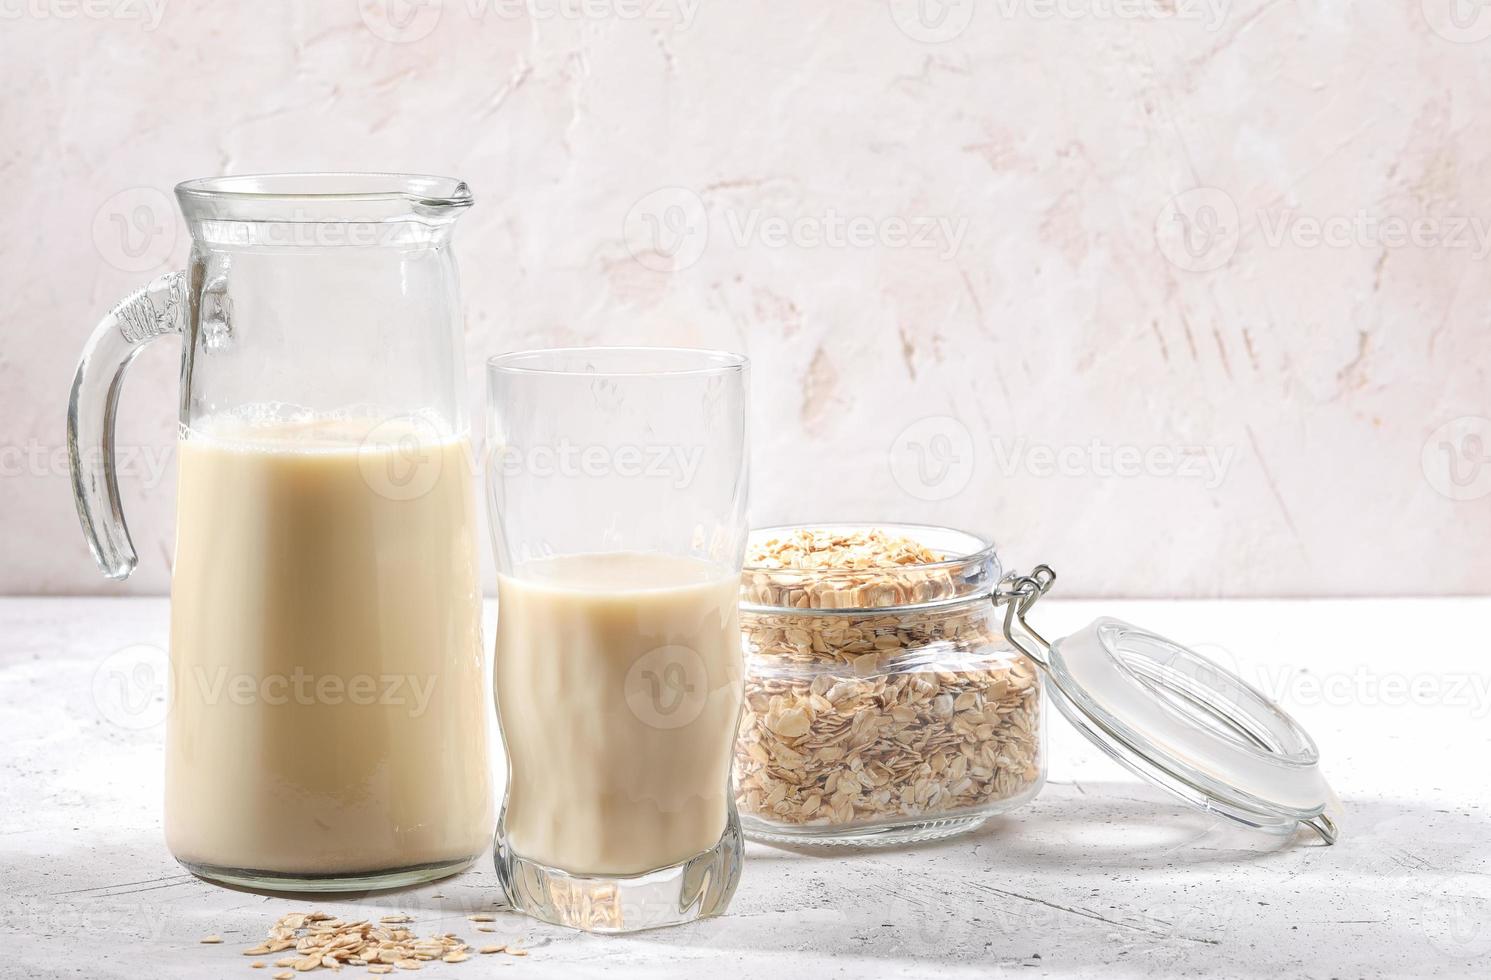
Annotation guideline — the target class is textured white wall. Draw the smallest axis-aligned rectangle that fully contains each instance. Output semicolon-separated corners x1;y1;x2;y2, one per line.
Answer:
2;1;1489;597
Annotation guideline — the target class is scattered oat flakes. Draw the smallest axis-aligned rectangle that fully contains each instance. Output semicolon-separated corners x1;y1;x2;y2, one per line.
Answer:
230;909;483;973
201;935;224;944
479;945;504;954
466;913;495;922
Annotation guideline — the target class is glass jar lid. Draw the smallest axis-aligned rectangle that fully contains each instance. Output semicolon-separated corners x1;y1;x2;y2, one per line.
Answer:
999;567;1339;844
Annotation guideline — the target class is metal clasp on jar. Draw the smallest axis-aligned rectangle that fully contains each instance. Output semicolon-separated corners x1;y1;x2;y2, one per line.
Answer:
993;565;1057;669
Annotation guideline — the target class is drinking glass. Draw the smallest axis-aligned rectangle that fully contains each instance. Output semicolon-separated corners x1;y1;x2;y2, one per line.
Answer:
486;347;749;932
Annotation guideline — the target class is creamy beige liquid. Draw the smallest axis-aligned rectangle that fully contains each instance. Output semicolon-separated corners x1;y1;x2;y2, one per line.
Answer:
166;415;493;876
495;553;743;876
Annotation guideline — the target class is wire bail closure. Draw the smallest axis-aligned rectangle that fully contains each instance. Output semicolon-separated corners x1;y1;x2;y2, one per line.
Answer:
994;565;1057;669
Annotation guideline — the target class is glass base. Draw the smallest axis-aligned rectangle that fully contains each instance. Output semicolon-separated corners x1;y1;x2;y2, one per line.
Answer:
741;772;1044;847
742;812;991;847
181;855;477;893
494;818;742;933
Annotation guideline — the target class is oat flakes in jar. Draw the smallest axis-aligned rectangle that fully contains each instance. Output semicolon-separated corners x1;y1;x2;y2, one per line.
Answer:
735;524;1044;845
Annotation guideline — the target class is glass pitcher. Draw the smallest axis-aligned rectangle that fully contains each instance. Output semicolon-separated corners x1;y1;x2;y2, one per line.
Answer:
67;174;494;891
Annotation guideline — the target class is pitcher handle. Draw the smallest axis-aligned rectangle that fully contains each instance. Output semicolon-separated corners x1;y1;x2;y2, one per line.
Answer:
67;270;190;580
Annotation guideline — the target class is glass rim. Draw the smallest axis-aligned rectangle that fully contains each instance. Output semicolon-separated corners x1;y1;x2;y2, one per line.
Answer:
743;522;997;574
174;172;473;206
740;522;1003;615
487;346;749;378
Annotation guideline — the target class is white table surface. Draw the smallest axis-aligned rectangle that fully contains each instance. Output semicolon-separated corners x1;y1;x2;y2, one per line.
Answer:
2;596;1488;979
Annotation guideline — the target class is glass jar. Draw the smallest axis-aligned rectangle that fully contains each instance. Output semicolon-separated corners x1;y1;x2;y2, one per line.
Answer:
735;524;1045;845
